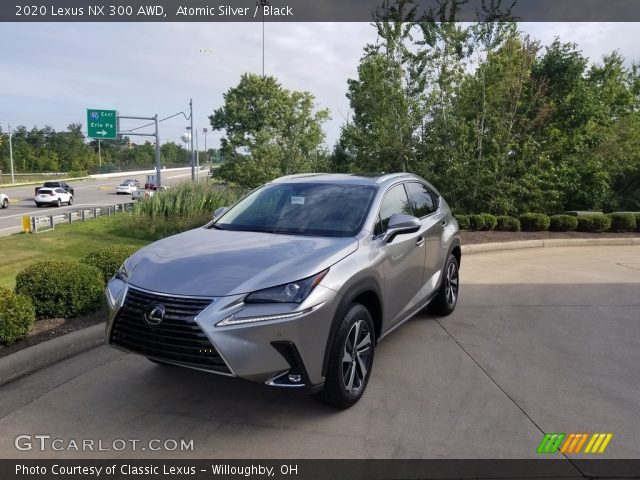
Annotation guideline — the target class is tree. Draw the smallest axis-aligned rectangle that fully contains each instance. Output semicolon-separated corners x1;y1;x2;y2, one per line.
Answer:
210;73;329;187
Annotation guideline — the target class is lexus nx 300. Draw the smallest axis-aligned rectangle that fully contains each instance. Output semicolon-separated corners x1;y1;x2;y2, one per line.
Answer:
106;173;461;408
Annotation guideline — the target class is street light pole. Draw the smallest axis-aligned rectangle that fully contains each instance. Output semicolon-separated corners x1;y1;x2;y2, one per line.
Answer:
8;124;15;184
154;114;161;189
190;98;195;181
257;0;270;76
203;128;208;165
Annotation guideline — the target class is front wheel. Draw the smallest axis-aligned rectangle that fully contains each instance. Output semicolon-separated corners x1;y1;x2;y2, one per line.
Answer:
68;196;73;205
2;199;7;208
429;253;460;316
319;303;375;409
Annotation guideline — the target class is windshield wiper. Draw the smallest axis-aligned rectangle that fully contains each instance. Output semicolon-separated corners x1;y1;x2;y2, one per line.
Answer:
210;224;226;230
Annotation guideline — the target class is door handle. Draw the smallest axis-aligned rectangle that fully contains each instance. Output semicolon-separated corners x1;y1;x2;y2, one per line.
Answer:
416;236;425;247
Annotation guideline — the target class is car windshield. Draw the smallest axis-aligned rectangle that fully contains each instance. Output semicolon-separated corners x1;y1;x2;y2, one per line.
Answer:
213;183;377;237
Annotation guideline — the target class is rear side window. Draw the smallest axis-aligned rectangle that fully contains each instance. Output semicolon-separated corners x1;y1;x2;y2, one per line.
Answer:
405;182;438;218
374;184;413;235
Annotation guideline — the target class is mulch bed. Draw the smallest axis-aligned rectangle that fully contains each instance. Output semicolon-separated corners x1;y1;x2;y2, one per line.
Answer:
1;231;639;358
0;307;106;359
461;230;640;244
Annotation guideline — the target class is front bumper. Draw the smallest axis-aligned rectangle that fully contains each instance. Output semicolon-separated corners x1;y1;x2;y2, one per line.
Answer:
105;280;341;388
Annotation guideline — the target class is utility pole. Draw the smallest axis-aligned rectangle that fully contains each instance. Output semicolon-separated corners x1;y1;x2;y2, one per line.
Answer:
154;114;161;189
203;128;208;165
195;128;200;180
8;124;15;184
98;139;101;167
190;98;195;181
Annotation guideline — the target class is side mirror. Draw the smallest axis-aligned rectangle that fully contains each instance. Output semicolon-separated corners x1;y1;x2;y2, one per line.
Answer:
383;213;421;243
213;206;228;220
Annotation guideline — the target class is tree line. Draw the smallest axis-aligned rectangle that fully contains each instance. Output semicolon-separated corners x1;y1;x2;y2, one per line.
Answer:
0;123;208;174
211;2;640;214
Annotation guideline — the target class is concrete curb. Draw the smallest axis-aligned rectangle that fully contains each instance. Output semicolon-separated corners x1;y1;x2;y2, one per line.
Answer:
1;237;639;385
461;237;640;255
0;324;104;387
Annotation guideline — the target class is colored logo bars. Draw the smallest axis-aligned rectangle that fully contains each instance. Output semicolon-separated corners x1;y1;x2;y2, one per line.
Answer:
537;433;613;454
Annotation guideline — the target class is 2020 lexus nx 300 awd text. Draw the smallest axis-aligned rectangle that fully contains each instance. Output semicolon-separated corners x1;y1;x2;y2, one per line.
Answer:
106;173;461;408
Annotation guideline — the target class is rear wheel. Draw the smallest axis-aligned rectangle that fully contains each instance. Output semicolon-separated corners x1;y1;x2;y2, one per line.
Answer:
319;302;375;409
428;253;459;316
56;199;61;207
2;198;8;208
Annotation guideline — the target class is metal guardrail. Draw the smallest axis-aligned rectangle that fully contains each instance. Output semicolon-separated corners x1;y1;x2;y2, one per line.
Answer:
24;203;135;233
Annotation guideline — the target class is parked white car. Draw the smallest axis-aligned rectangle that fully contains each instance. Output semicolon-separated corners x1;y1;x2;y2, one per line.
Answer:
116;181;139;195
34;188;73;207
0;193;8;209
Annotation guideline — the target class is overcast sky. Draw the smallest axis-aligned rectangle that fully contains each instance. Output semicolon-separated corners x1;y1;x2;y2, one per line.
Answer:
1;22;639;150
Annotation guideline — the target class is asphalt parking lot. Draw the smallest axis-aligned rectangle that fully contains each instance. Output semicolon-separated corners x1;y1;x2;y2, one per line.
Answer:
0;245;638;459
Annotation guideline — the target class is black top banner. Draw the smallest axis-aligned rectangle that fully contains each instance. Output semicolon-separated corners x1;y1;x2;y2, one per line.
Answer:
2;0;640;22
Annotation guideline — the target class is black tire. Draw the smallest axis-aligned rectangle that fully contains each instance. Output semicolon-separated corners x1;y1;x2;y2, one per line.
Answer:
147;358;176;367
319;302;375;409
2;199;7;209
68;196;73;205
56;199;61;207
36;203;41;208
429;253;460;316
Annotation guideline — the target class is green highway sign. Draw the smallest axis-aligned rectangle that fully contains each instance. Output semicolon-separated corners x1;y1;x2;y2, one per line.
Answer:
87;109;117;139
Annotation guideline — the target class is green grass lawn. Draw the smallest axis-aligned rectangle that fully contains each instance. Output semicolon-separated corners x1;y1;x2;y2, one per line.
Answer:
0;217;149;289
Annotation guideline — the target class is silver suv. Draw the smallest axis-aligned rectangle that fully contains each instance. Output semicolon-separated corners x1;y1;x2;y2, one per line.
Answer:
106;173;461;408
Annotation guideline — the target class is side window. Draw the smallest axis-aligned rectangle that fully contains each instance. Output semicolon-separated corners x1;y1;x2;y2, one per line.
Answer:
374;184;412;235
406;182;437;217
56;188;65;194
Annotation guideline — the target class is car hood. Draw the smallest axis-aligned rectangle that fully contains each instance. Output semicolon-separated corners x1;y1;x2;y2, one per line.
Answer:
126;227;358;297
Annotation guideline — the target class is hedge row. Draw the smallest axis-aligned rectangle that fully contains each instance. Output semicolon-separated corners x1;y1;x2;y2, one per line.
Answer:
456;212;639;233
1;246;139;345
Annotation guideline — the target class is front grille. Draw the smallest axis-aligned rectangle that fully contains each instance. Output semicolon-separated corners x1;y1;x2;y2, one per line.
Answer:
110;287;230;374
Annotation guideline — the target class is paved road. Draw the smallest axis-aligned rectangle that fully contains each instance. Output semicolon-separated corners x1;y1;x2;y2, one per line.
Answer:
0;168;206;236
0;246;638;460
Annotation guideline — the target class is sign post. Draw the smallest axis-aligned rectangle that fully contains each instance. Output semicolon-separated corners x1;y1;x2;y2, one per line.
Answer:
87;109;117;139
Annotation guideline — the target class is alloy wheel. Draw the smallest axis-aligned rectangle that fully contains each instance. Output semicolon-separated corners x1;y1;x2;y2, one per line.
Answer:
342;319;372;394
445;261;459;307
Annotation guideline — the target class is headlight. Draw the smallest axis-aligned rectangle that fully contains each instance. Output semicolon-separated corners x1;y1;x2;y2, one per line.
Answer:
244;269;328;304
115;261;130;282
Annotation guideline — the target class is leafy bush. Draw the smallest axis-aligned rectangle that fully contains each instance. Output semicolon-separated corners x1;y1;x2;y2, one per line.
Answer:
15;260;105;319
549;214;578;232
607;212;637;232
495;216;520;232
455;215;470;231
480;214;497;231
518;213;550;231
0;287;36;344
81;246;140;283
468;214;485;231
577;215;611;233
636;213;640;232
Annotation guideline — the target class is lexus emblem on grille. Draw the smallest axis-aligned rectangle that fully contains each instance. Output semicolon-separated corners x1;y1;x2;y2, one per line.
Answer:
143;304;165;326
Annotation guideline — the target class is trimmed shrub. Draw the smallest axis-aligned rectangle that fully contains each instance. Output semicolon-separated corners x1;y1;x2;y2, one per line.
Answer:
495;216;520;232
549;214;578;232
15;260;105;319
82;245;140;283
480;214;497;231
455;215;470;231
518;213;550;232
608;212;637;232
0;287;36;344
577;215;611;233
468;214;485;231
